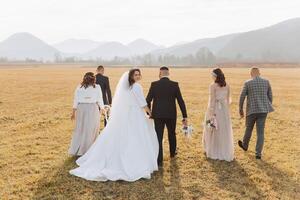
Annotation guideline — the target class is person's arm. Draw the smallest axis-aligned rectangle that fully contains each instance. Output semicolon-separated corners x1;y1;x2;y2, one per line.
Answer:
96;85;105;110
208;84;216;118
133;84;152;116
267;81;273;103
239;82;248;118
71;87;79;120
227;85;232;105
175;83;187;121
106;77;112;105
146;83;154;110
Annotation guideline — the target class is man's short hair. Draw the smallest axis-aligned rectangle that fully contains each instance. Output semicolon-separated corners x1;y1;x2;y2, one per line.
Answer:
97;65;104;71
160;66;169;71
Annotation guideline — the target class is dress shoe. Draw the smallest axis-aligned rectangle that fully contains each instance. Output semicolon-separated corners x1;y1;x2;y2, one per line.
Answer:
158;162;163;168
238;140;248;151
256;155;261;160
170;152;177;158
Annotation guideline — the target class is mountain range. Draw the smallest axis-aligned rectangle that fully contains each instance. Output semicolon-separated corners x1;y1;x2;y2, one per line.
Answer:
0;18;300;62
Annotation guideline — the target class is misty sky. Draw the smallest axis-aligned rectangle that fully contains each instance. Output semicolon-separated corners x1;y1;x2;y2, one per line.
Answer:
0;0;300;46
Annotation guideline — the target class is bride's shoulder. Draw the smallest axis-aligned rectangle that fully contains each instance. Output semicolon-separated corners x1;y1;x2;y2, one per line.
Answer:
133;82;142;88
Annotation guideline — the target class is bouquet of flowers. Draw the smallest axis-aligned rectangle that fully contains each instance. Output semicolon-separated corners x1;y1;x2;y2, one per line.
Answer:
103;105;111;122
182;125;193;138
206;115;218;132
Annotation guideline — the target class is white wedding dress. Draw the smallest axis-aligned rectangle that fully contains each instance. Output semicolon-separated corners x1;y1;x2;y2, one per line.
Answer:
69;72;159;182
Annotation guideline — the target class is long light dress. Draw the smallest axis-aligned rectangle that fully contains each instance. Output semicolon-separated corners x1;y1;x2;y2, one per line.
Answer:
202;83;234;161
69;84;104;156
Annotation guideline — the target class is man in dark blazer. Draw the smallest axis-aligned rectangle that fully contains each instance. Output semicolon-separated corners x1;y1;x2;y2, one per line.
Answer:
95;65;112;126
146;66;188;167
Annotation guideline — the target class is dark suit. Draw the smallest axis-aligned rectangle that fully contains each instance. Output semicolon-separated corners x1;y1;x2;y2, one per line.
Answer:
96;73;112;126
146;77;187;165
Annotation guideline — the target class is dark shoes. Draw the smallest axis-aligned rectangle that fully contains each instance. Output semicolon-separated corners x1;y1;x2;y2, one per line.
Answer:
238;140;248;151
158;162;163;168
238;140;262;159
170;152;177;158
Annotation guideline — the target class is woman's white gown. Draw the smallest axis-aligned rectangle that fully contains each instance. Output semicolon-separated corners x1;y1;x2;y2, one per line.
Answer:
69;72;159;182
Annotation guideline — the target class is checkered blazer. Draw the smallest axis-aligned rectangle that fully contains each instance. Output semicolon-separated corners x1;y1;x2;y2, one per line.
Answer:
239;76;274;116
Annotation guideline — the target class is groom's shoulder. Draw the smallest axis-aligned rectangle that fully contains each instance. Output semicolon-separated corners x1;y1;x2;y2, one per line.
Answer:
151;80;160;85
97;74;109;80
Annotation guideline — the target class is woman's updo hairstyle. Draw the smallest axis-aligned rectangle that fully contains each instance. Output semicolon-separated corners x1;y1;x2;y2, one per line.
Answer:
81;72;96;89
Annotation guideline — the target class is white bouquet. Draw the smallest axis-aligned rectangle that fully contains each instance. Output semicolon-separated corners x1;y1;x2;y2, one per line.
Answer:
182;125;193;138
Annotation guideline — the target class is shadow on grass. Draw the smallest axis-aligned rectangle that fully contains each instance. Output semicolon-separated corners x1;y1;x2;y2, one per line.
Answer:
33;157;186;200
207;159;265;199
250;156;300;199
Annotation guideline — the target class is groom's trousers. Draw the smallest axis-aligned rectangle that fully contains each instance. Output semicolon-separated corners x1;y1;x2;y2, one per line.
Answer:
243;113;268;157
154;118;177;164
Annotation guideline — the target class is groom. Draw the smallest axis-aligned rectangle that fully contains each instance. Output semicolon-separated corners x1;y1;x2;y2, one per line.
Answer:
96;65;112;126
146;66;188;167
238;67;274;159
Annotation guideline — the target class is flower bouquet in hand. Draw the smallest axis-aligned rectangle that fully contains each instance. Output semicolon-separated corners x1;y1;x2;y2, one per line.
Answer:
182;125;193;138
182;118;193;138
206;115;218;132
103;105;111;122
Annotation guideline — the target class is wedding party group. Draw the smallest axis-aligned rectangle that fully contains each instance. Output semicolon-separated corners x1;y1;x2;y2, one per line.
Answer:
68;65;274;182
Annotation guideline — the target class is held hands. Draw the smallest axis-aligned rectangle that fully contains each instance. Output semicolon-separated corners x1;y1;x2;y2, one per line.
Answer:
147;110;152;118
144;106;152;118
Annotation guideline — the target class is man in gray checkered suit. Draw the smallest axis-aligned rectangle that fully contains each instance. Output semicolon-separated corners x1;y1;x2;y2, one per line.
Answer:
238;67;274;159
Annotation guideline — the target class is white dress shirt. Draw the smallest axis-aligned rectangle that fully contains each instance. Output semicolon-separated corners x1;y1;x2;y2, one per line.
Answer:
73;84;104;109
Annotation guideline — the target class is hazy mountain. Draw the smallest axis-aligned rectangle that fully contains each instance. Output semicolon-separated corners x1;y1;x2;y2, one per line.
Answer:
53;39;103;54
0;32;59;61
218;18;300;62
152;33;238;57
84;42;131;59
127;39;161;55
84;39;162;59
1;18;300;62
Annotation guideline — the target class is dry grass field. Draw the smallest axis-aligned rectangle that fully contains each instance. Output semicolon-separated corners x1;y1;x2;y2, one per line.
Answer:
0;67;299;200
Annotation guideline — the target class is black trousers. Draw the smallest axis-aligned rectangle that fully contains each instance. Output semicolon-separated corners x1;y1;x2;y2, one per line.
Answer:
154;118;177;164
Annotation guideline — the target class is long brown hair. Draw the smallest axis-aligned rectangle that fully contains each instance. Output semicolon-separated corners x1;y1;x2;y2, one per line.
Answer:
128;68;141;87
81;72;96;89
213;68;226;87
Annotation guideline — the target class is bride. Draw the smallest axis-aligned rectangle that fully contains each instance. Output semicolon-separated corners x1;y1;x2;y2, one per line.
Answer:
70;69;159;182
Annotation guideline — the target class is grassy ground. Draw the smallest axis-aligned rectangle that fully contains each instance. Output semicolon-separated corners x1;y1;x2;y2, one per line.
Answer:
0;67;299;200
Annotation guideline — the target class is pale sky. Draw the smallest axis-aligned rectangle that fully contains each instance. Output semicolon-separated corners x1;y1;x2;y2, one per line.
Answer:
0;0;300;46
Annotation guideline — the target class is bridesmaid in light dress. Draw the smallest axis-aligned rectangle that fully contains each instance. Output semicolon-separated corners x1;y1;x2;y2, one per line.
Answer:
69;72;104;156
202;68;234;161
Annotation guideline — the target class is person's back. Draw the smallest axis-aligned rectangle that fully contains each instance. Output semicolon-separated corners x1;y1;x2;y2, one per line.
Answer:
202;68;234;162
242;76;274;116
146;66;187;166
95;65;112;106
238;67;274;159
150;78;181;119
